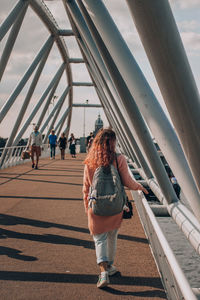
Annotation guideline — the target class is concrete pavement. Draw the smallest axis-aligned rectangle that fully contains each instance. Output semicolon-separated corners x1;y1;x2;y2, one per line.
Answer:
0;154;166;299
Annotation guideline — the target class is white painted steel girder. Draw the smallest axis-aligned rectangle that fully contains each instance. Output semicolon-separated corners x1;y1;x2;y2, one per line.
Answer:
126;0;200;194
82;0;200;221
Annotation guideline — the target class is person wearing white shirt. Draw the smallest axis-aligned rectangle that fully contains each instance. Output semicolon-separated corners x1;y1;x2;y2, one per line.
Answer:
28;125;42;169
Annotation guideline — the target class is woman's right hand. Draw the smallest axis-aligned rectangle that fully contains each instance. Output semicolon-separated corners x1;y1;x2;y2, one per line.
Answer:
138;184;149;194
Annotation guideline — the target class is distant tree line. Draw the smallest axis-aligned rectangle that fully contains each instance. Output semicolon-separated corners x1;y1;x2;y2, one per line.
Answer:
0;137;27;148
0;134;46;149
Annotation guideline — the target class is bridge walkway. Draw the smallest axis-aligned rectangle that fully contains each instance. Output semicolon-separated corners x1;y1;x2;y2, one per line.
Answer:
0;154;166;300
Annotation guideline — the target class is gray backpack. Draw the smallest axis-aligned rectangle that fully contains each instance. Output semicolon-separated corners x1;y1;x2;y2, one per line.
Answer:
88;162;127;216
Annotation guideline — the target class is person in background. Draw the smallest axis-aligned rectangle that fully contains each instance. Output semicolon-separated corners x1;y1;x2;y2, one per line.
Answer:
87;132;94;151
170;176;181;199
164;164;181;199
27;124;42;170
59;132;67;160
83;128;148;289
48;129;57;159
86;132;93;152
68;133;76;158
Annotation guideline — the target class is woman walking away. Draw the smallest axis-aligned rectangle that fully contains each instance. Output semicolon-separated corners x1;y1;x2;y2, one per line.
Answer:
59;132;67;160
68;133;76;158
83;128;148;289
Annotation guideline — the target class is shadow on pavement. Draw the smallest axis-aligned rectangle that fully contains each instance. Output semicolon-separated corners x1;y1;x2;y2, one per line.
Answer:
0;228;94;249
0;270;164;289
0;246;37;261
0;214;148;244
0;270;166;297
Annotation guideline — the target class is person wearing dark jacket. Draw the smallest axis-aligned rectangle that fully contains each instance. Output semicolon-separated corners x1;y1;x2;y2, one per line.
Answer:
68;133;76;158
59;132;67;160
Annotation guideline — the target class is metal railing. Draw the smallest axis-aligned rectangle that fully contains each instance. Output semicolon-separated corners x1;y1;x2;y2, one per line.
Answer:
128;162;199;300
0;144;49;169
133;190;198;300
127;160;200;257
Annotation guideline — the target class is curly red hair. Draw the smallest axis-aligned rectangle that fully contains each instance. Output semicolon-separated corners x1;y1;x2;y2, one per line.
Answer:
84;128;116;169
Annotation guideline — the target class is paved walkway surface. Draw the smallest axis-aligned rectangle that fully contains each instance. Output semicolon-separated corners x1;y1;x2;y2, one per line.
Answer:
0;154;167;300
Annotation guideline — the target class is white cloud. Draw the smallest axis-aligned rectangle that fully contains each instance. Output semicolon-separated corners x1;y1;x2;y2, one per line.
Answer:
179;20;200;31
181;31;200;51
102;0;143;52
178;0;200;9
170;0;200;9
43;0;71;29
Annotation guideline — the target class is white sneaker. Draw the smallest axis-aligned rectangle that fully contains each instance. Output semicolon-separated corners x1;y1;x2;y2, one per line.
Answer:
107;265;118;276
97;272;109;288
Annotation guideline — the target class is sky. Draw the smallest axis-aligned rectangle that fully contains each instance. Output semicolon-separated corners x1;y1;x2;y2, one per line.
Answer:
0;0;200;140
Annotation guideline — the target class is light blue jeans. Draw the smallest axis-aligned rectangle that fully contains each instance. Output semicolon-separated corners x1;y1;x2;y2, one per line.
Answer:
93;229;118;265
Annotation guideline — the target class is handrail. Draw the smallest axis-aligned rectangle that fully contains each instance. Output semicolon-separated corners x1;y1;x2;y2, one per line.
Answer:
0;144;49;169
128;160;200;257
134;190;198;300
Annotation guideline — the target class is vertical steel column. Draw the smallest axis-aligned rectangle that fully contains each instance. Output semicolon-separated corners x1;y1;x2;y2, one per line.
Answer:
82;0;200;218
13;63;65;146
0;0;28;42
0;2;28;81
0;36;54;123
76;0;178;204
126;0;200;193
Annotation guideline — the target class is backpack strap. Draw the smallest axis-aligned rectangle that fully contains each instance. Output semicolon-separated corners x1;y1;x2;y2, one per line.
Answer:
115;153;128;205
115;153;120;171
115;153;121;181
